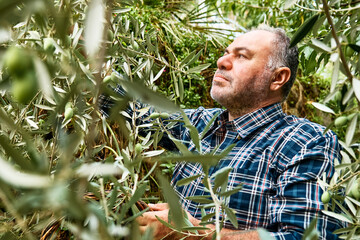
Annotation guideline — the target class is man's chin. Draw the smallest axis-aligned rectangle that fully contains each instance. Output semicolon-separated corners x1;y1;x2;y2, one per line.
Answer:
210;91;227;107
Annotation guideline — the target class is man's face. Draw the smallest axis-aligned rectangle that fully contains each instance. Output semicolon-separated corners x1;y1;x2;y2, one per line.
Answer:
210;30;276;117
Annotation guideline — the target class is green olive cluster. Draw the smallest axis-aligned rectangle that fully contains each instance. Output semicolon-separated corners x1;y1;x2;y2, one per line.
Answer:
3;46;38;104
149;112;170;120
334;113;358;127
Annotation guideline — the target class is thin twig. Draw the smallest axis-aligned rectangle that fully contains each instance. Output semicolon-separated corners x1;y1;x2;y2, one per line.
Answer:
207;178;221;240
322;0;353;82
99;178;110;221
329;4;360;12
294;3;322;12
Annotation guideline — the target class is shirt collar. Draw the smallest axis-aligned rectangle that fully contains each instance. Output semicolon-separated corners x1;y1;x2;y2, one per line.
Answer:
219;103;285;138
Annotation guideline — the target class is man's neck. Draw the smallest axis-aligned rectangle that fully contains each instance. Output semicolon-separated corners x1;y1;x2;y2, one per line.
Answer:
228;100;281;121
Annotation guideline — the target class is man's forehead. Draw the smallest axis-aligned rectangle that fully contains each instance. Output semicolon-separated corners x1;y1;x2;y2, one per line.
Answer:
229;30;275;51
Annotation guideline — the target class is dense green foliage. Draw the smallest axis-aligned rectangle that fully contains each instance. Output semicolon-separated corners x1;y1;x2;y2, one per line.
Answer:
0;0;359;239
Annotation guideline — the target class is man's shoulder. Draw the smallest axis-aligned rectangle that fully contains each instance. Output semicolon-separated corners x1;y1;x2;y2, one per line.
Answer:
280;114;337;140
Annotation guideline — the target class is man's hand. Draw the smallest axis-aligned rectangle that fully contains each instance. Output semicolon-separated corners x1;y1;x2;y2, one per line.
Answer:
137;203;204;240
137;203;174;239
136;203;261;240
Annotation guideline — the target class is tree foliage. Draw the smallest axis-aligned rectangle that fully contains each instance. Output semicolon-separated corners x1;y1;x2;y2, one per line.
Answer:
0;0;359;239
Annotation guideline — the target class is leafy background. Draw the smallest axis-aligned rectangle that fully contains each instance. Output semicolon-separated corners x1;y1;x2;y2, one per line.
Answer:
0;0;359;239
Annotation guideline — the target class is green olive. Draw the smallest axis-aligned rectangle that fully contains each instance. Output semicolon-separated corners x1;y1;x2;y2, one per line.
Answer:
134;143;143;155
346;46;354;57
103;75;112;84
4;47;33;77
159;112;170;119
333;91;342;103
107;29;114;41
334;116;348;127
64;107;74;121
321;191;331;204
150;112;160;119
43;38;56;53
65;102;72;110
110;72;118;82
350;180;360;200
12;71;38;104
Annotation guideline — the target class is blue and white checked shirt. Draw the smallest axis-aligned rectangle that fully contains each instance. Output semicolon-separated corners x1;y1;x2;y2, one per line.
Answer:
100;88;342;240
168;104;341;240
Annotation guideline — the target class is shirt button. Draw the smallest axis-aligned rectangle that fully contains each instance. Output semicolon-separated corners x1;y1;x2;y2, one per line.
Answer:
237;135;241;140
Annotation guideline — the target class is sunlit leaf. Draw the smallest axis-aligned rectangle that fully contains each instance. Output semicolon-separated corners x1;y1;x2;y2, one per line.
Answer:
284;0;297;9
330;57;339;93
142;150;165;157
84;0;106;58
311;102;335;115
352;78;360;103
345;114;358;146
76;162;123;179
187;63;211;74
322;210;353;223
151;66;166;84
311;39;331;53
34;57;55;104
0;155;51;188
342;86;354;105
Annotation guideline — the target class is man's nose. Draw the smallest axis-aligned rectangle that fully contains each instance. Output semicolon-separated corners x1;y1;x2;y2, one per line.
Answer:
217;55;232;70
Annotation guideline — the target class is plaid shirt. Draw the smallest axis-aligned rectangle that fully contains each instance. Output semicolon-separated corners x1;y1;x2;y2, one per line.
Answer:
169;104;341;240
100;88;341;240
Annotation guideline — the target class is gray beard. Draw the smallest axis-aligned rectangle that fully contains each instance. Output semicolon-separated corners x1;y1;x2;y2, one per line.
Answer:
210;71;271;118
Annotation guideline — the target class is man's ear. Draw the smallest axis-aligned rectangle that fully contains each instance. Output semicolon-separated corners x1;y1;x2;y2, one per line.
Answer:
270;67;291;91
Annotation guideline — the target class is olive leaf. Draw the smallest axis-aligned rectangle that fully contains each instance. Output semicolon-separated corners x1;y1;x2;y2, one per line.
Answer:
212;166;232;193
290;14;320;47
176;174;202;187
158;174;184;229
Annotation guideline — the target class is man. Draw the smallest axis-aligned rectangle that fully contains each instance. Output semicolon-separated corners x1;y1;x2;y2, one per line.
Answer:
102;26;341;239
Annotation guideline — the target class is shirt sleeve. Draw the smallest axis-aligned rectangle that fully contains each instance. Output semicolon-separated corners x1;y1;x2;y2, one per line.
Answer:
98;83;201;151
269;131;342;240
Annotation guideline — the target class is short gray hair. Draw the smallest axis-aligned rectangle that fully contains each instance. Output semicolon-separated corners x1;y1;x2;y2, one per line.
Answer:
250;25;299;100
